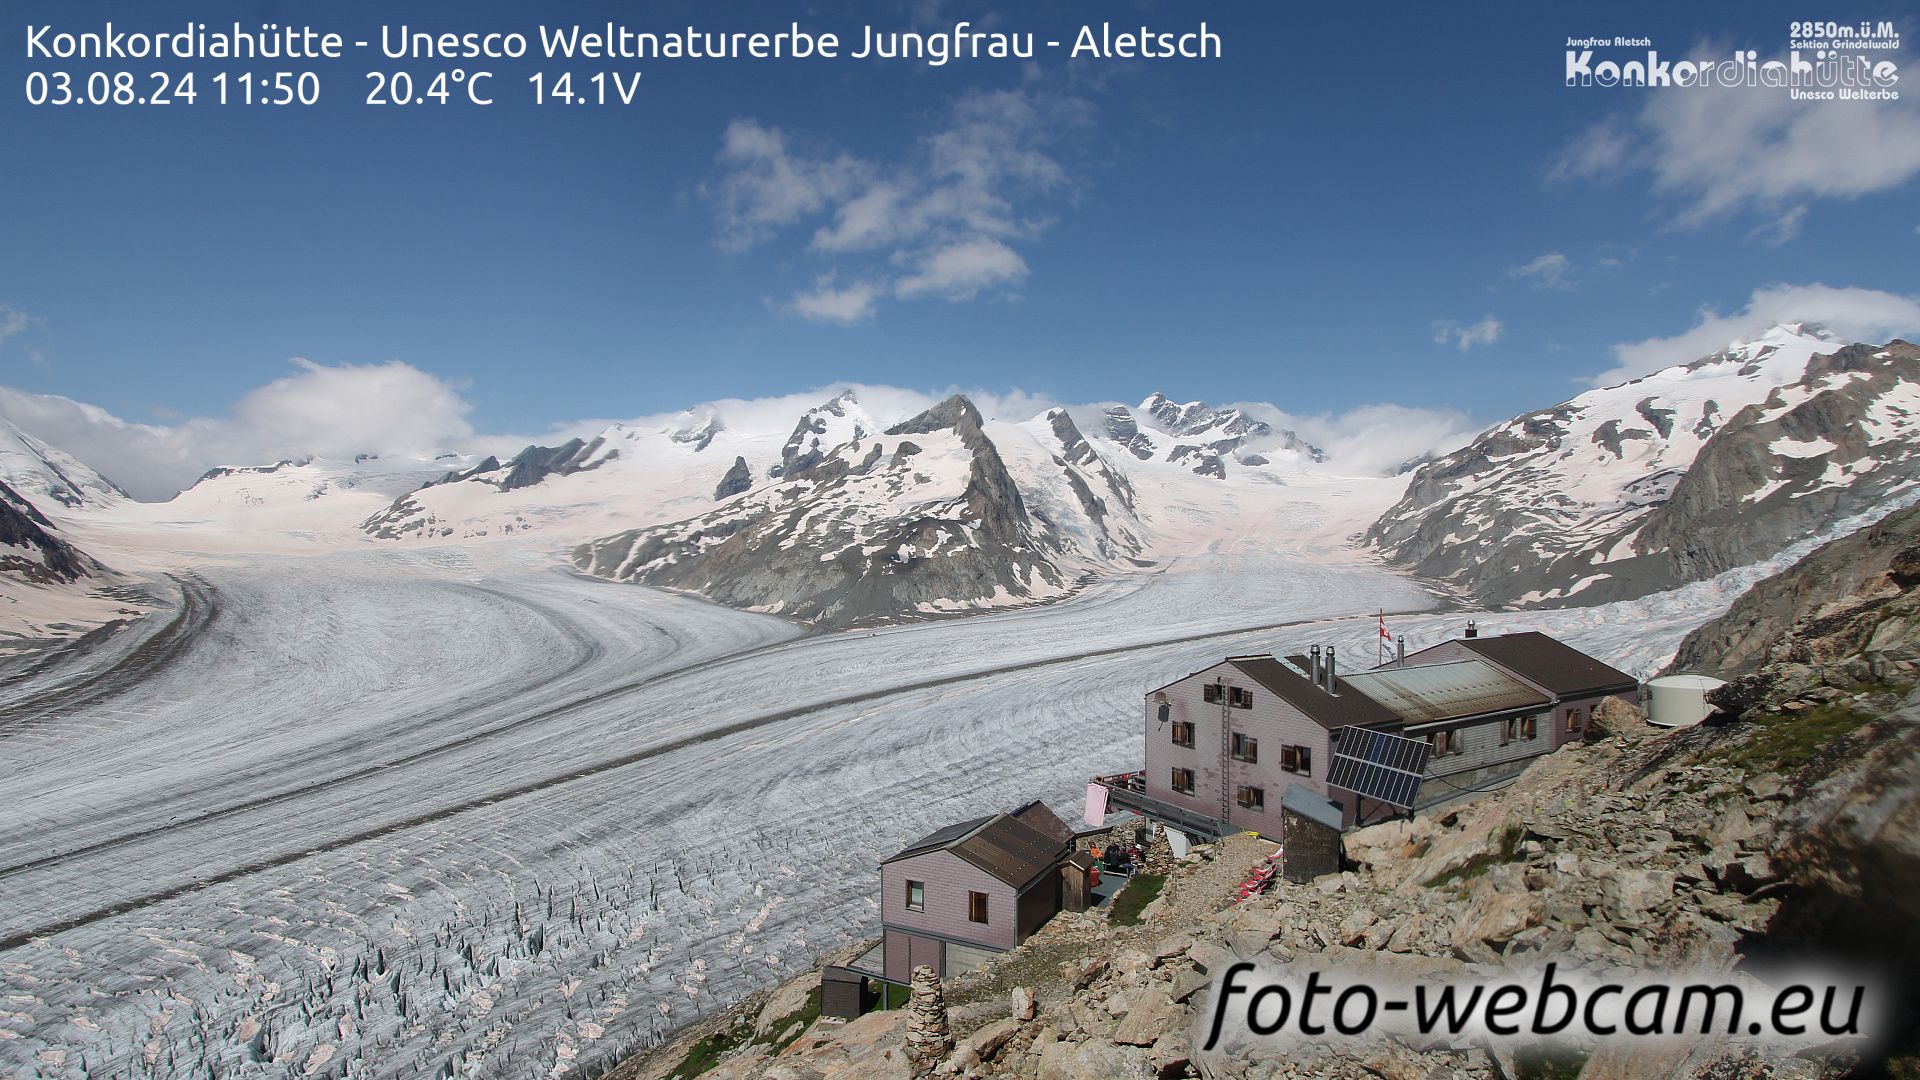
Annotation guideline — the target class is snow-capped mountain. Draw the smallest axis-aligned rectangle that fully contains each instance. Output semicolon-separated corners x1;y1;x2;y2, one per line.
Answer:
1365;324;1920;607
347;386;1366;623
1101;393;1324;478
572;396;1143;625
166;453;475;535
0;419;128;509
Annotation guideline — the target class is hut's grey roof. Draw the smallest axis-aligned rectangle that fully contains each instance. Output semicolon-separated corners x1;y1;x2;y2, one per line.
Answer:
1226;656;1401;731
1456;632;1638;697
1339;659;1548;725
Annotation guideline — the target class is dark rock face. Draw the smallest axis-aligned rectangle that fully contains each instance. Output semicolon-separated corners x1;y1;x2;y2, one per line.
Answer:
498;437;615;492
713;457;753;500
0;480;99;584
1101;407;1155;461
574;394;1113;628
1042;410;1140;555
1366;336;1920;610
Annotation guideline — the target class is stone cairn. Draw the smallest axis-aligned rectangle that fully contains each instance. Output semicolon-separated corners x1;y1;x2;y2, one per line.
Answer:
902;964;951;1078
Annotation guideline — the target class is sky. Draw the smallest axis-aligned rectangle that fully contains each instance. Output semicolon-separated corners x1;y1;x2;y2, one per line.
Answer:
2;0;1918;497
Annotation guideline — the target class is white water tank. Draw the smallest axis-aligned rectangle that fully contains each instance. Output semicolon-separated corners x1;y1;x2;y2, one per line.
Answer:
1646;674;1727;728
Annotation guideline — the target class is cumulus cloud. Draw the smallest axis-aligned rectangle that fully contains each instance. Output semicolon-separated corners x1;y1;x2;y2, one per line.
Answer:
1432;316;1505;351
1552;45;1920;233
789;277;883;325
1508;252;1572;289
708;82;1092;322
893;238;1028;299
1593;282;1920;385
0;358;473;499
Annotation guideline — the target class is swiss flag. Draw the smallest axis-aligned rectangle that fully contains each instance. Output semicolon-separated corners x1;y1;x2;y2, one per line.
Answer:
1379;614;1392;642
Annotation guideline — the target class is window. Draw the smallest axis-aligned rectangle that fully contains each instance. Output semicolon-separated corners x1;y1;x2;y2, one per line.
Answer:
1501;718;1513;745
1229;687;1254;709
1230;732;1258;762
1566;709;1584;734
1524;714;1539;740
1170;767;1195;795
1430;730;1461;756
968;891;990;924
905;880;925;912
1281;745;1311;775
1236;785;1265;810
1202;683;1222;704
1171;720;1195;748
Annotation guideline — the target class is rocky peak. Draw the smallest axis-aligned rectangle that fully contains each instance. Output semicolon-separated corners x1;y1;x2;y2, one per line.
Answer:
772;391;875;478
669;414;723;452
1046;409;1097;469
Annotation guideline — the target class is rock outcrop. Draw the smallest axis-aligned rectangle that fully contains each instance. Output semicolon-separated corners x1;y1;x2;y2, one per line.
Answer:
713;456;753;501
0;479;101;584
1667;500;1920;697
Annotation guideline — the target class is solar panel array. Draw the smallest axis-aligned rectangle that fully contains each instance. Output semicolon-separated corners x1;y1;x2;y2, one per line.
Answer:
1327;727;1432;809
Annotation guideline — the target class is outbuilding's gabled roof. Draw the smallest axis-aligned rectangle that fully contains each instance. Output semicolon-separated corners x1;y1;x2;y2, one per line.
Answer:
1455;632;1638;697
887;816;993;863
883;813;1069;892
1012;800;1073;845
1226;655;1401;732
1338;659;1549;725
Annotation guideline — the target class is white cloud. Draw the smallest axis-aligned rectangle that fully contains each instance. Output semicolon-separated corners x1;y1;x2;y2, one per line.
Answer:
1553;46;1920;231
707;82;1091;321
707;119;868;253
790;278;882;325
0;306;31;346
0;358;473;499
1746;204;1807;246
1594;282;1920;385
1239;402;1480;477
1433;316;1505;351
1547;116;1634;183
1508;252;1572;289
893;238;1028;299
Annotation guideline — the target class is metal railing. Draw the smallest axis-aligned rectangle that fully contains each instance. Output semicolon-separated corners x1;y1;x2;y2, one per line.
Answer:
1091;770;1233;841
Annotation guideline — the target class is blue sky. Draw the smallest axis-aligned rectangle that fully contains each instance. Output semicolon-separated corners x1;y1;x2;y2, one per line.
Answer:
2;0;1917;493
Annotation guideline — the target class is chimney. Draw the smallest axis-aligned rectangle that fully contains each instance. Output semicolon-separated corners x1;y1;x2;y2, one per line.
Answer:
1309;644;1322;686
1324;647;1338;693
1465;619;1478;639
1396;635;1406;667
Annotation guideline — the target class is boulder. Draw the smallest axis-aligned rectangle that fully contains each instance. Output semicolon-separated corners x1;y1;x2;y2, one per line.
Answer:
1449;891;1544;950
